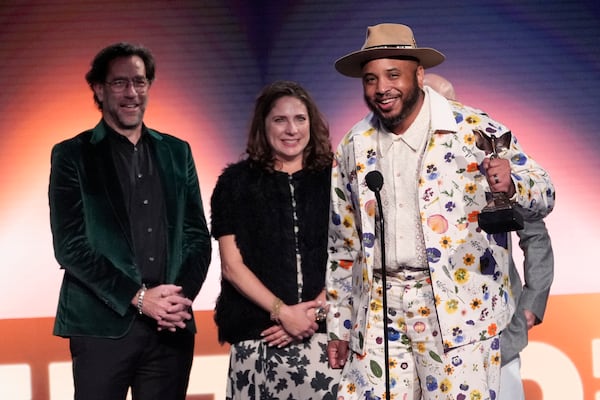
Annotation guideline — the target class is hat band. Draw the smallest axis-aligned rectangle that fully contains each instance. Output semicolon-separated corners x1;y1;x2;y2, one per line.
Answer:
363;44;416;50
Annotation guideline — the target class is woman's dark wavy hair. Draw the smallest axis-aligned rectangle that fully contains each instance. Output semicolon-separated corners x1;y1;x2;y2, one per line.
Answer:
85;42;156;110
246;80;333;172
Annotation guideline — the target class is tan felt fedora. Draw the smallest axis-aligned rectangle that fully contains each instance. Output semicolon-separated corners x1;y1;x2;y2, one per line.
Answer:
335;23;445;77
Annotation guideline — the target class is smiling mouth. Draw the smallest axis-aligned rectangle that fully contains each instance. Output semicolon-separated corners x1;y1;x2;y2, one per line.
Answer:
121;104;140;112
377;96;398;105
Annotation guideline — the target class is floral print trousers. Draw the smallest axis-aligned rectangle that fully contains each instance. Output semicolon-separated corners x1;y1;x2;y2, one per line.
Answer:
336;271;501;400
226;333;340;400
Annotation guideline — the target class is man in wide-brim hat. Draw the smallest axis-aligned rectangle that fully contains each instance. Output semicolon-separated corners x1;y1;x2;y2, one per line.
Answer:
334;23;445;77
325;23;555;400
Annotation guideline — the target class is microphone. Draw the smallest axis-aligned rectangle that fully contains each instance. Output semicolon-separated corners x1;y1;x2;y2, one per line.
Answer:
365;170;390;399
366;170;384;192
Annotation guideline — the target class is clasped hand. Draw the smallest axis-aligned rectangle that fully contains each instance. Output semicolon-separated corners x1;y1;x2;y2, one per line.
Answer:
261;300;325;348
139;284;193;332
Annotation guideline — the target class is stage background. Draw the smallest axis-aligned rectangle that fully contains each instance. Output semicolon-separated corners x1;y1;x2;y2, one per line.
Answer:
1;0;599;398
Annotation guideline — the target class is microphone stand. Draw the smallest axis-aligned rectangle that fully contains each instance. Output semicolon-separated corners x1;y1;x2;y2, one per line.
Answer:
366;170;391;398
373;188;391;399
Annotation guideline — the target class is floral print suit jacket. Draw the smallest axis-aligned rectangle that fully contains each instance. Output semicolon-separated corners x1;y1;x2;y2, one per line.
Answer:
326;87;555;354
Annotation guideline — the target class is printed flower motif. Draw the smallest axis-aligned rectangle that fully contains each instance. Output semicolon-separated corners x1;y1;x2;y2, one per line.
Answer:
464;182;477;194
440;378;452;393
466;162;479;173
418;306;431;317
365;199;376;217
487;323;497;336
364;127;376;137
428;136;436;150
425;375;438;392
342;215;353;228
346;382;356;394
463;133;475;145
423;187;434;201
452;326;463;337
443;365;455;375
426;247;442;263
455;216;468;231
463;254;475;266
388;327;401;341
439;236;451;249
491;352;501;365
366;149;377;165
511;153;528;166
453;111;464;124
444;201;456;212
417;342;427;353
343;238;354;249
426;164;439;180
363;232;375;248
444;152;455;163
331;212;341;225
370;299;383;312
485;124;499;135
445;299;459;314
470;389;483;400
470;298;482;310
481;284;490;301
428;214;449;234
356;162;366;174
397;318;407;333
491;337;500;350
413;321;426;333
467;210;479;223
465;114;481;125
451;355;463;366
454;268;470;283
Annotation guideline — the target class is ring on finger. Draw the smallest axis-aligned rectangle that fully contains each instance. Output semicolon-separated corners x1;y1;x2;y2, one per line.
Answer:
493;174;499;184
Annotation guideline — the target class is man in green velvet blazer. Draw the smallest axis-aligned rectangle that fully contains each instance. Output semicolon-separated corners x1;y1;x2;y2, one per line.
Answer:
48;42;211;400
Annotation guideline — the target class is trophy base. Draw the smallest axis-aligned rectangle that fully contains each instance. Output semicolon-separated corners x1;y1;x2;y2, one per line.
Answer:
478;208;524;234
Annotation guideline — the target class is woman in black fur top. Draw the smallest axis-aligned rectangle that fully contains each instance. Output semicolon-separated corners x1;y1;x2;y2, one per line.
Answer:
211;81;340;399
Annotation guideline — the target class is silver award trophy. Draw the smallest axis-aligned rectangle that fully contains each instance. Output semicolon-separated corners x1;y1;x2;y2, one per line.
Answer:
474;130;524;234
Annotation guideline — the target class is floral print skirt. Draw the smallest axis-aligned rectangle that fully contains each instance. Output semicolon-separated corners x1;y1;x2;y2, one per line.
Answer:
226;333;340;400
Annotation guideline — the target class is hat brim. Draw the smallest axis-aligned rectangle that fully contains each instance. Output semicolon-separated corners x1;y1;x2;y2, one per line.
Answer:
335;48;445;77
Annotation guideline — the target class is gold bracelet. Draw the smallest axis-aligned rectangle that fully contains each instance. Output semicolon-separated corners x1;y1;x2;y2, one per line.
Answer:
270;297;283;322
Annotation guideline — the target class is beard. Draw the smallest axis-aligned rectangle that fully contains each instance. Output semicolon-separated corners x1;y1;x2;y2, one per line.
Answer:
364;74;422;132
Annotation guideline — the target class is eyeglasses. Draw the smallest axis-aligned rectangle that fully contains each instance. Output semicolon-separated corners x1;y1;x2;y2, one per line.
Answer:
105;77;150;93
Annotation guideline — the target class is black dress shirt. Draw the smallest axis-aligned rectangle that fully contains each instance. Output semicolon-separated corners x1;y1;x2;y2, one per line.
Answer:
106;121;167;286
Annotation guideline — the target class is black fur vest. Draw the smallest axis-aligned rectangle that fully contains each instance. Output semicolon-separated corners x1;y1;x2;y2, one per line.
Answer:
210;160;331;343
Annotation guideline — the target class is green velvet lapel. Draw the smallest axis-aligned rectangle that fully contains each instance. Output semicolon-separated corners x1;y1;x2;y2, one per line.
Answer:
148;129;181;283
87;121;133;254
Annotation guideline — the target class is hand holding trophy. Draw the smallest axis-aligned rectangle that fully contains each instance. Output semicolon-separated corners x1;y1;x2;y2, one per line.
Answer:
474;130;524;234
